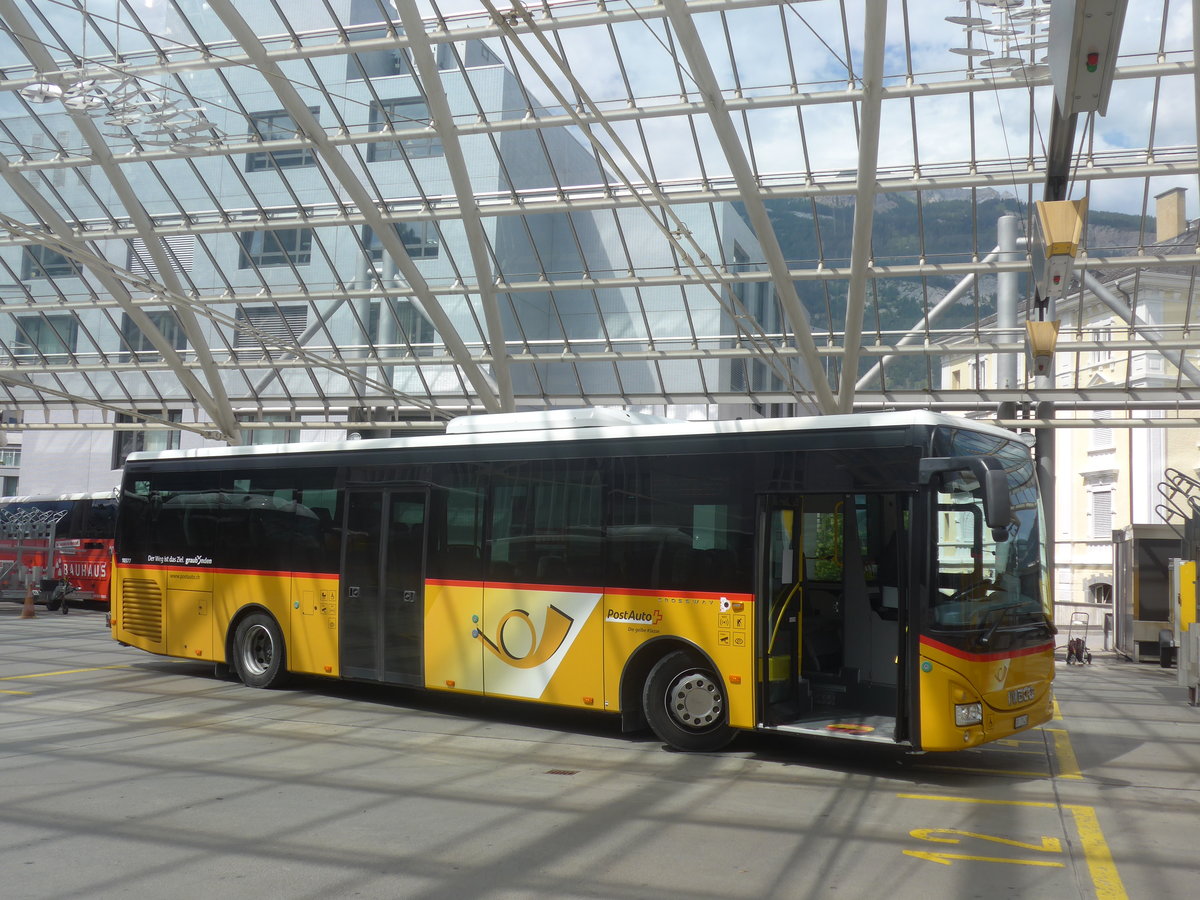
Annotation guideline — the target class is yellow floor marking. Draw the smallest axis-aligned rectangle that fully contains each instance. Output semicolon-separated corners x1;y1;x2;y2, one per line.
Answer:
1068;804;1127;899
1043;728;1083;779
898;794;1128;900
899;793;1057;809
984;739;1051;753
0;664;129;681
917;765;1051;778
1052;698;1063;721
0;689;32;695
911;827;1062;853
904;850;1064;867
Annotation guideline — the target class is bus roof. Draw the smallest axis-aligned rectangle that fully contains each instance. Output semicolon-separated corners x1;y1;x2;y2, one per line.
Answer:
126;409;1020;466
0;490;119;504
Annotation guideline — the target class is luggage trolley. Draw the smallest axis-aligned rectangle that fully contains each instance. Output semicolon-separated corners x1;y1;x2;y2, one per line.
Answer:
1066;611;1092;665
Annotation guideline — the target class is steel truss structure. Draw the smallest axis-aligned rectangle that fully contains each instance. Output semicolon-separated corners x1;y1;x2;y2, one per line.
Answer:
0;0;1196;443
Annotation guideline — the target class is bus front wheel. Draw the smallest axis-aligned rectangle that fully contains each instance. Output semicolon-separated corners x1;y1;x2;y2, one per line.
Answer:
233;613;289;689
643;650;735;752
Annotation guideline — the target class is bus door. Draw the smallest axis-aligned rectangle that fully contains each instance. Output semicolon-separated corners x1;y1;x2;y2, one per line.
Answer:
759;492;907;741
761;497;805;725
340;488;428;686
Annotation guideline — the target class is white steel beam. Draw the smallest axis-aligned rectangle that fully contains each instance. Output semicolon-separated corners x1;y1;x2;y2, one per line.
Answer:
479;0;816;405
394;0;514;411
856;248;1000;390
208;0;504;414
6;150;1196;243
0;368;221;438
836;0;887;413
659;0;837;414
0;3;1181;106
0;0;245;442
9;245;1200;315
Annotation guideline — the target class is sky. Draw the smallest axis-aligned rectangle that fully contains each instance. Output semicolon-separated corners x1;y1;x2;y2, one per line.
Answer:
0;0;1194;220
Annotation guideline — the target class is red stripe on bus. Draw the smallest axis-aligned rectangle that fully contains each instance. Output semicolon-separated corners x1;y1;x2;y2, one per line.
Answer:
608;586;754;602
919;635;1054;662
424;578;752;601
116;564;337;580
427;579;604;593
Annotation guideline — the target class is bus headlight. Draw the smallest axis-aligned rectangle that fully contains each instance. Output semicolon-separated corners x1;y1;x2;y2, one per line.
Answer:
954;702;983;726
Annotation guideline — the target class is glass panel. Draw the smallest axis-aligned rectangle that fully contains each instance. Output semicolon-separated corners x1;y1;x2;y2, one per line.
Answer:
14;314;77;363
363;223;440;261
245;109;317;170
237;230;313;268
111;411;181;469
342;491;383;677
120;310;186;363
928;429;1049;653
383;493;425;683
608;455;753;593
368;98;441;161
489;459;603;586
22;245;78;280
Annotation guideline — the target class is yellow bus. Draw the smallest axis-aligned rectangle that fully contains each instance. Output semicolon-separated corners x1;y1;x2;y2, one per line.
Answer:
111;409;1054;752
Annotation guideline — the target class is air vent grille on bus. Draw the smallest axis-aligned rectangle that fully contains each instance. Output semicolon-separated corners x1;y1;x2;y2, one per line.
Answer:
120;578;163;641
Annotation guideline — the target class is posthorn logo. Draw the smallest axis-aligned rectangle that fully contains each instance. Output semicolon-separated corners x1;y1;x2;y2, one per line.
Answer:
474;606;574;669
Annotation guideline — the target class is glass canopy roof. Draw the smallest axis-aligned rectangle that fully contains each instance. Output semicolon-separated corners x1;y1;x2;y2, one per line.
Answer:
0;0;1195;443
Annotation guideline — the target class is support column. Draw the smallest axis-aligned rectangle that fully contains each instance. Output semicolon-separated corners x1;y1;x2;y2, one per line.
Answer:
996;215;1019;423
1036;293;1057;614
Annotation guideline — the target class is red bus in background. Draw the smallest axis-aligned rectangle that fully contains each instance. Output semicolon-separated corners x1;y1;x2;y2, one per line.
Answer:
0;492;118;605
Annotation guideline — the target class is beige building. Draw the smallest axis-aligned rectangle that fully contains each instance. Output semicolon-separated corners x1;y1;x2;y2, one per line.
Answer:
944;188;1197;639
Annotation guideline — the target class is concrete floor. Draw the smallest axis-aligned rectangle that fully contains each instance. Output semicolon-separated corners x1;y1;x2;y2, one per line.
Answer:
1;604;1197;899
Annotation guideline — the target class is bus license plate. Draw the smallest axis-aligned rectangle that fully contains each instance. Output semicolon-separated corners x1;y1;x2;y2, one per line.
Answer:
1014;714;1028;728
1008;686;1035;705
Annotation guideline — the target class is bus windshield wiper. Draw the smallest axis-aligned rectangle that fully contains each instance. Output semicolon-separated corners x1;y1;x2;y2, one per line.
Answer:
979;603;1052;648
978;603;1022;648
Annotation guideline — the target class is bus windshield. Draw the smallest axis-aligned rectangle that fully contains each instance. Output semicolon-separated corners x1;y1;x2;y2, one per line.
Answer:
928;429;1051;652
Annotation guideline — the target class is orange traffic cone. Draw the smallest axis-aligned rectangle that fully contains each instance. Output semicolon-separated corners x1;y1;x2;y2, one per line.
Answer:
19;582;36;619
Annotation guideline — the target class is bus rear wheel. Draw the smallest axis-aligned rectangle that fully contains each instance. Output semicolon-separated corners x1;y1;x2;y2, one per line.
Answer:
643;650;735;752
233;613;289;689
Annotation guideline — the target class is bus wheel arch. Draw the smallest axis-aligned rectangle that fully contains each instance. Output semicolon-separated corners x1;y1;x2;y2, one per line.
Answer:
623;640;735;752
229;607;290;689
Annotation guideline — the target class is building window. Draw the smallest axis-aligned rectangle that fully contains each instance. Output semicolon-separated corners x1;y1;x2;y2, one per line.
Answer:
237;229;313;268
245;109;317;171
369;298;436;354
347;44;413;80
368;98;442;161
112;410;181;469
238;412;299;446
1089;490;1113;540
120;311;186;363
362;223;440;261
22;245;78;280
127;236;195;280
234;305;308;356
1089;582;1112;604
2;475;17;496
13;314;77;363
1094;325;1113;365
1091;411;1114;450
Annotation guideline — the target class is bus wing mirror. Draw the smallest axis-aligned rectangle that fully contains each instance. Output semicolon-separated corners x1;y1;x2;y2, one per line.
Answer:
920;456;1011;537
984;469;1011;538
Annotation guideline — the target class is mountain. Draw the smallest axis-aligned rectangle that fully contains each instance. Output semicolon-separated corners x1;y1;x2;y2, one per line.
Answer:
744;191;1146;388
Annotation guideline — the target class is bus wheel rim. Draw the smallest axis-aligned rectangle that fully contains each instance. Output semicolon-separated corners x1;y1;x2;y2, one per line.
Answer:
242;624;274;676
665;670;723;730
